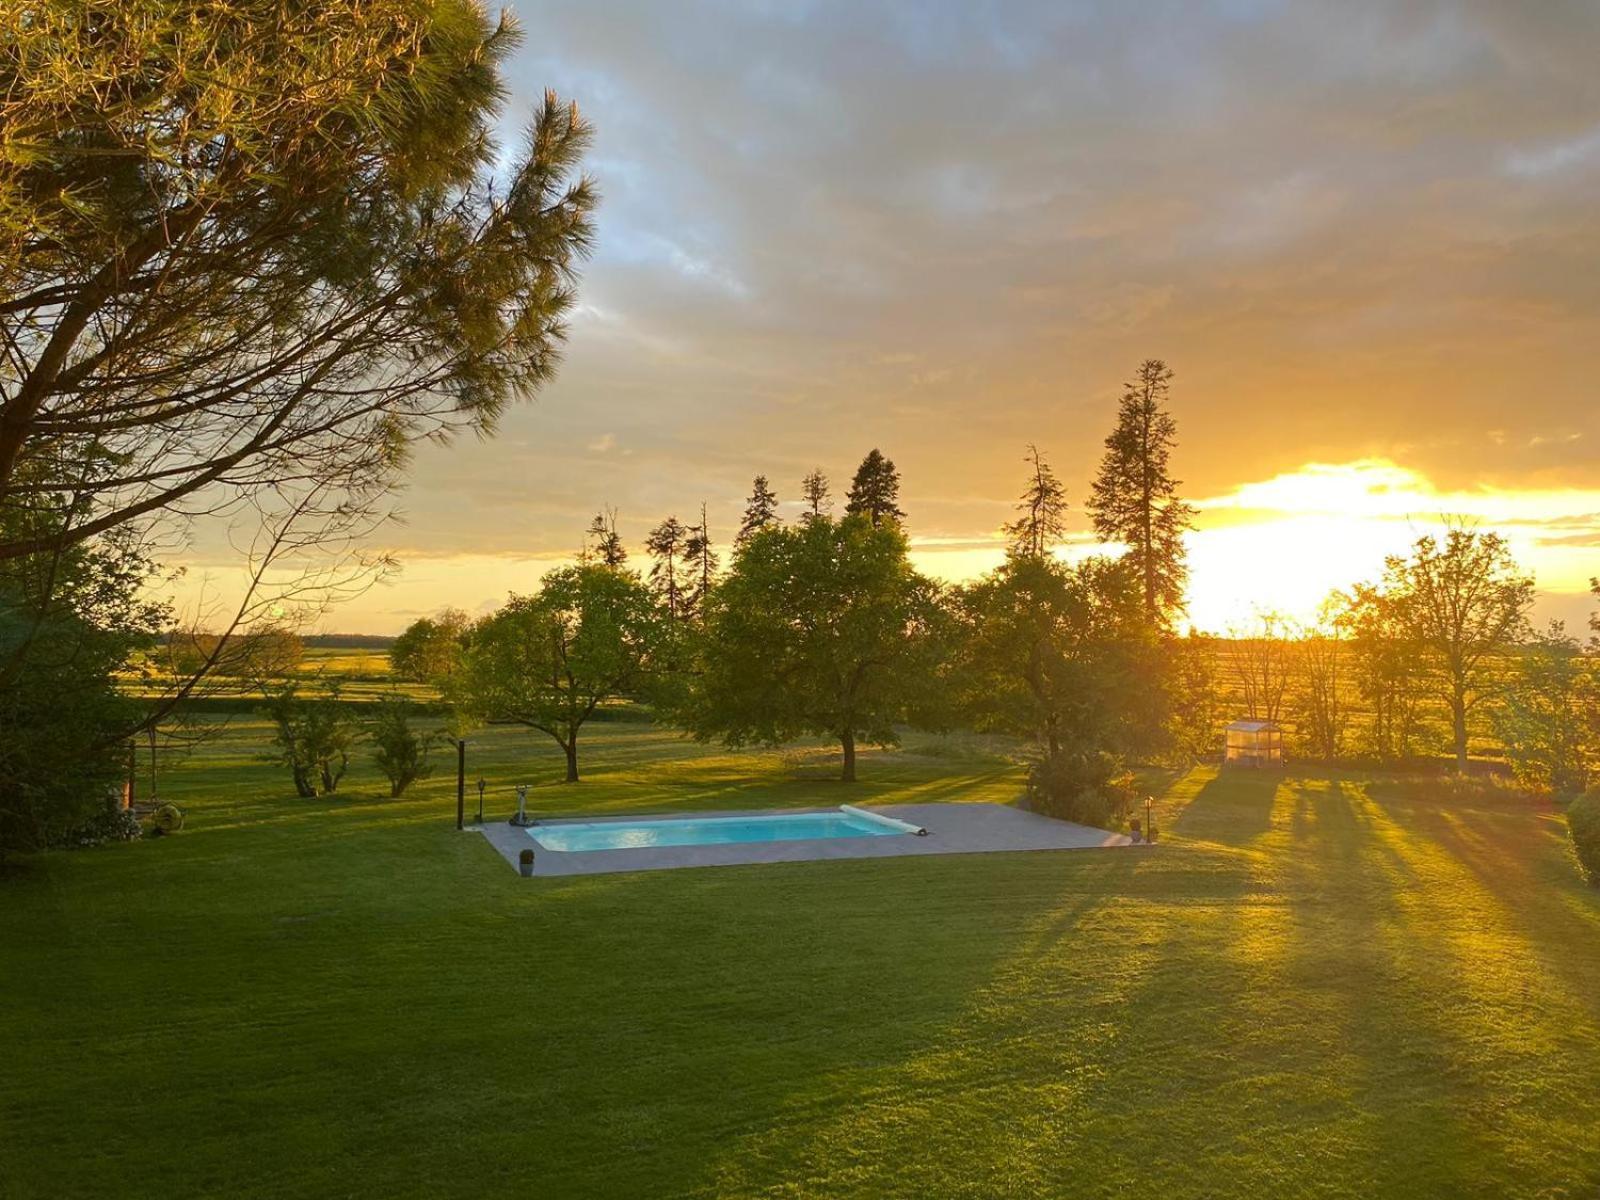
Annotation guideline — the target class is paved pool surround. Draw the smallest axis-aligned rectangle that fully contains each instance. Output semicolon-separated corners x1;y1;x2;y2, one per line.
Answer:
475;802;1132;877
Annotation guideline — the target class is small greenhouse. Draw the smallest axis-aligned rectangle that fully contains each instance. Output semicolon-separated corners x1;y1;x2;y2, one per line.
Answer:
1224;720;1283;767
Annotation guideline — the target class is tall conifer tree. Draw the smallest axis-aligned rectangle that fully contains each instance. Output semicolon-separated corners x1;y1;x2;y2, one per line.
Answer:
1002;444;1067;558
645;515;688;618
586;508;626;567
801;469;831;519
1087;360;1194;626
683;502;718;615
845;449;905;528
737;476;780;546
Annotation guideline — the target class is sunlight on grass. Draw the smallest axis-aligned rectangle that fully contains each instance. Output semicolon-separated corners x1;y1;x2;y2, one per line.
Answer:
5;729;1600;1198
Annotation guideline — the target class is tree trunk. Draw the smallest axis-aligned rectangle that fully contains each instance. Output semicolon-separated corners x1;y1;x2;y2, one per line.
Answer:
840;730;856;783
564;735;580;783
1452;696;1469;773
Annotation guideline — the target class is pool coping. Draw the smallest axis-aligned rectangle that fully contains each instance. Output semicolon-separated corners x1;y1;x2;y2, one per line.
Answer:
473;802;1132;877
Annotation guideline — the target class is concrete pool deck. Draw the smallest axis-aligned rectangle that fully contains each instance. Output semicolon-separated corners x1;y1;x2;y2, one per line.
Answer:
475;802;1132;877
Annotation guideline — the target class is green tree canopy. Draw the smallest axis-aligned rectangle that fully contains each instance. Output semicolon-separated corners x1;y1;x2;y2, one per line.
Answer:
682;514;943;781
450;565;663;782
951;553;1157;761
389;609;470;685
1492;623;1594;794
0;0;595;563
1381;523;1535;771
0;495;165;857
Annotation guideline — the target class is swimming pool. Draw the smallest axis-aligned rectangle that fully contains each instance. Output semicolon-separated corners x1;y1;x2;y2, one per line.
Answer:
528;805;923;852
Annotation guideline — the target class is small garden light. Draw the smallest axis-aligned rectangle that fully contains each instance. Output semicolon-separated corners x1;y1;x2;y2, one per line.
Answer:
475;777;486;825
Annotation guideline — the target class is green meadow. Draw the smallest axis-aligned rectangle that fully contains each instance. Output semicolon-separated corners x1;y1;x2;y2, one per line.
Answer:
4;715;1599;1199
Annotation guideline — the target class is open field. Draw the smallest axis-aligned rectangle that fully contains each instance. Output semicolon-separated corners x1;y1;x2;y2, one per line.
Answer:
5;718;1599;1199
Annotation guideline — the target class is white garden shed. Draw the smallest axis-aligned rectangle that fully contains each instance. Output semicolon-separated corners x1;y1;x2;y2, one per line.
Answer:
1224;720;1283;767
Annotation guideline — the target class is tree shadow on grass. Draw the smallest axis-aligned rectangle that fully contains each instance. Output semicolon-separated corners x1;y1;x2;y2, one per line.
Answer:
1171;767;1283;847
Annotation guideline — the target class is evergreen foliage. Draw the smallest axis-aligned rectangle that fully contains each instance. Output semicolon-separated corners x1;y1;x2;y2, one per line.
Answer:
800;469;831;519
586;509;627;567
0;0;596;563
645;515;689;618
1002;444;1067;558
844;449;906;528
682;502;718;616
1087;360;1194;627
737;476;780;546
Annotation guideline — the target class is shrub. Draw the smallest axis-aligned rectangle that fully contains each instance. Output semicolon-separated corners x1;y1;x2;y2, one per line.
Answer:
1025;750;1135;830
370;696;437;798
61;803;143;849
260;679;360;797
1569;792;1600;887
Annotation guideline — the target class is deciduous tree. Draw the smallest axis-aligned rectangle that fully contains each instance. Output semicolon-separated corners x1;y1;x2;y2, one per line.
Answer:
1384;523;1534;771
450;565;662;782
952;552;1154;761
390;610;470;685
683;515;942;781
1492;623;1594;794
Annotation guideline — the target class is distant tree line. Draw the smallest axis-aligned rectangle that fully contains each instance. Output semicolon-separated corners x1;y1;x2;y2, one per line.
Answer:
408;365;1204;825
399;363;1600;818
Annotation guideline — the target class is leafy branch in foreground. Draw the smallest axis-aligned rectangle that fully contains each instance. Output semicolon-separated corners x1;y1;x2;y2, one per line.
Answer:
1;0;597;563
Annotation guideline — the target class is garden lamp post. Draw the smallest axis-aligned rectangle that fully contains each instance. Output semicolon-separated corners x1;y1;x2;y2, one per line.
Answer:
476;778;486;826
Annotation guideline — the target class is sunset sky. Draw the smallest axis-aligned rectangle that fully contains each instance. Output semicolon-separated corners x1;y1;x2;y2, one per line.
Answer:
173;1;1599;634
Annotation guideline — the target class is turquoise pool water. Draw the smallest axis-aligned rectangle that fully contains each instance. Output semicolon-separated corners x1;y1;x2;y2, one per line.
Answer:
529;807;916;853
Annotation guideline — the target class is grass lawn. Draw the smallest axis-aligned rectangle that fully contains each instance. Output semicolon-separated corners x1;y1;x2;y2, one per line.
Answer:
4;718;1599;1198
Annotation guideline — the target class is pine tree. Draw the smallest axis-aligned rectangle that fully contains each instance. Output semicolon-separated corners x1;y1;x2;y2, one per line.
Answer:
737;475;780;546
844;449;905;528
645;515;688;618
683;502;718;615
586;508;626;567
1002;444;1067;558
800;469;831;519
1087;360;1195;627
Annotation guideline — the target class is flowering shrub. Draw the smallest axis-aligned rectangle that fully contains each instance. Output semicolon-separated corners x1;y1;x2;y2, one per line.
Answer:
61;806;142;849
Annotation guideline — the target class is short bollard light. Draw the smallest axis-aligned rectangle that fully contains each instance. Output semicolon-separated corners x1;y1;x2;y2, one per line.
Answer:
1144;796;1158;844
519;848;535;878
475;777;487;826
